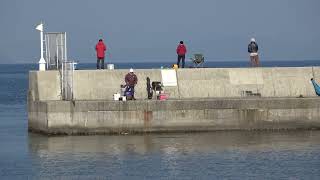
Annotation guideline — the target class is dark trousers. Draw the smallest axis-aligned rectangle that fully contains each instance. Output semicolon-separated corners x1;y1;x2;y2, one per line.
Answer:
126;85;136;100
97;58;105;69
177;55;185;68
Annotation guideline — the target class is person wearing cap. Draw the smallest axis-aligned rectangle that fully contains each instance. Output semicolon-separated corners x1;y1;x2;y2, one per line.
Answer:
95;39;107;69
125;68;138;100
248;38;260;67
176;41;187;68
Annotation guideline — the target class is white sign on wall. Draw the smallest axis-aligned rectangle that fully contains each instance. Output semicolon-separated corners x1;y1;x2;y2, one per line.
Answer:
161;69;177;86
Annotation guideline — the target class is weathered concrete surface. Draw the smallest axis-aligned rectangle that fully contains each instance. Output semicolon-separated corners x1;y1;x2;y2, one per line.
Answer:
28;98;320;135
28;67;320;101
28;67;320;134
28;71;61;101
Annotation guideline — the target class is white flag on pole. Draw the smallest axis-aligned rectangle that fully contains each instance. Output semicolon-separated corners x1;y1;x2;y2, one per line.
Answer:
35;23;43;31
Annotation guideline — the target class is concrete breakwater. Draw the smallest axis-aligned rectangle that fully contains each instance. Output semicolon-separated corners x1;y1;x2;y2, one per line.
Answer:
28;67;320;134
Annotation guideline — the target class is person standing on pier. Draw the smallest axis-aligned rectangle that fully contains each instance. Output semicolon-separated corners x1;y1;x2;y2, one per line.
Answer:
125;68;138;100
248;38;260;67
95;39;107;69
176;41;187;68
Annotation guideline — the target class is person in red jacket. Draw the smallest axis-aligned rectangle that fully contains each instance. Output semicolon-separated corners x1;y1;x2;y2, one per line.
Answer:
95;39;107;69
176;41;187;68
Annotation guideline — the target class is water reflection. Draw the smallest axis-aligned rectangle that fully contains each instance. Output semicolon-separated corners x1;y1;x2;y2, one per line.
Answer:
27;131;320;179
29;131;320;156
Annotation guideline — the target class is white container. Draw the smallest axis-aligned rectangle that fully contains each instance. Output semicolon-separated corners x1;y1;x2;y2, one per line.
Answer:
122;96;126;101
113;93;120;101
107;64;114;70
121;87;126;96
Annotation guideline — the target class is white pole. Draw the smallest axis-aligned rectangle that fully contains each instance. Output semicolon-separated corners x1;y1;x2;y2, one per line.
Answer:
64;32;67;61
40;30;44;60
36;23;46;71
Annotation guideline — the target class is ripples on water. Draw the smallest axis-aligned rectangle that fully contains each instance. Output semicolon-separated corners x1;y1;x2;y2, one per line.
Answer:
0;63;320;179
24;131;320;179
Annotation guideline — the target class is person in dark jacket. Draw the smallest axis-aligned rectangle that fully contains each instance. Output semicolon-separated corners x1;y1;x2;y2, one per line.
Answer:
125;68;138;100
176;41;187;68
248;38;259;67
95;39;107;69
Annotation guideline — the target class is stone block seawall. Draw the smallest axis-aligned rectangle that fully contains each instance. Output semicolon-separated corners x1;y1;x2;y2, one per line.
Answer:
28;67;320;134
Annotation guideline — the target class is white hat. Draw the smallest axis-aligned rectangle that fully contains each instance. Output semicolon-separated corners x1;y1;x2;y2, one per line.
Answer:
129;68;134;72
250;38;256;42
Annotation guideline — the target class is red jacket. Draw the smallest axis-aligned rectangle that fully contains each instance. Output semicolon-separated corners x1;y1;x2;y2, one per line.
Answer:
95;41;107;58
176;44;187;55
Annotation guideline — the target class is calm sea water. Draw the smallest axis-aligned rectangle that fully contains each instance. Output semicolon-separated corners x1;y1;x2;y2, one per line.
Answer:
1;61;320;179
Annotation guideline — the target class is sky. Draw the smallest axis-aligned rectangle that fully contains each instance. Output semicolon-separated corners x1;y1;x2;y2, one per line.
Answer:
0;0;320;63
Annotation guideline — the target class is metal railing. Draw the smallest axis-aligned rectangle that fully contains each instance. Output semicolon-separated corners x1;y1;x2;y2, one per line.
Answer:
44;32;67;70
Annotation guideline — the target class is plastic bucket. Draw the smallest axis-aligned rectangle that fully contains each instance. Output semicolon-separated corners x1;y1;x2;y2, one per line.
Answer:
107;64;114;70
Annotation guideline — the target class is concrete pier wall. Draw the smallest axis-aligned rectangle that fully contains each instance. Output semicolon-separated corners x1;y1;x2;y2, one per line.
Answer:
28;67;320;134
29;67;320;101
28;98;320;134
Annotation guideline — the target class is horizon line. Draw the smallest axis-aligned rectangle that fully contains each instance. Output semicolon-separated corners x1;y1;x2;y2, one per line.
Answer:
1;59;320;65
